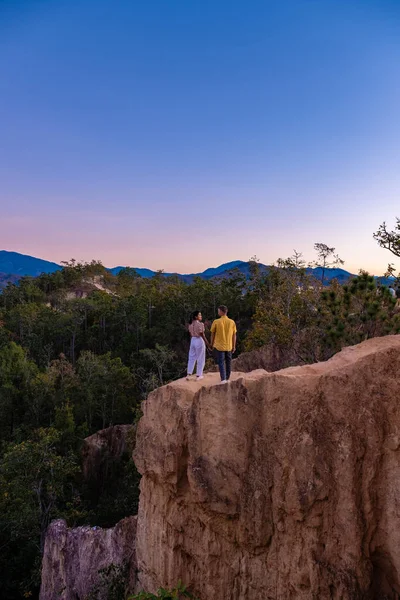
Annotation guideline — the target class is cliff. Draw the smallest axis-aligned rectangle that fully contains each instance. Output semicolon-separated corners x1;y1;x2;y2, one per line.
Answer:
134;335;400;599
40;517;137;600
41;335;400;599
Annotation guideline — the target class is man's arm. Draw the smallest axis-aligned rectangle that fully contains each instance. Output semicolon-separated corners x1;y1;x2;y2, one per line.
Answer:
232;322;237;353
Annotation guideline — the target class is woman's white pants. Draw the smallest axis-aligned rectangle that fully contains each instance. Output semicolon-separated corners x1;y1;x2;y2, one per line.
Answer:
187;337;206;377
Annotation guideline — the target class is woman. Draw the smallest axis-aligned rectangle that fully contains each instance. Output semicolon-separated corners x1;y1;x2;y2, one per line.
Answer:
186;311;210;381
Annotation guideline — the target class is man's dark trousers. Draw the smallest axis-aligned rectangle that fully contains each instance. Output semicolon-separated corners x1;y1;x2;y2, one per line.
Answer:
216;350;232;381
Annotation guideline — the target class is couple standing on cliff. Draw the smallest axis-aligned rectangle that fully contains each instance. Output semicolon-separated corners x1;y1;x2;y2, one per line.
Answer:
186;305;237;384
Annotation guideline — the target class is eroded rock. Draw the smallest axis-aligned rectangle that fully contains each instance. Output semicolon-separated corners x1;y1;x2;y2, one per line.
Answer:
39;517;137;600
82;424;135;485
134;335;400;599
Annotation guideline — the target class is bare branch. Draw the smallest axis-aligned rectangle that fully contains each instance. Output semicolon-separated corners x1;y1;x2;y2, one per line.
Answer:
373;219;400;258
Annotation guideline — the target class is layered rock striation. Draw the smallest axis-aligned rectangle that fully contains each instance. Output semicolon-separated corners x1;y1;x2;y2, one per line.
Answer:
41;336;400;599
134;335;400;599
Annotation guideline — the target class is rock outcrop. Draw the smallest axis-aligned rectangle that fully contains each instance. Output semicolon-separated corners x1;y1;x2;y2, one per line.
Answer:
39;517;137;600
40;425;137;600
134;335;400;599
82;424;135;485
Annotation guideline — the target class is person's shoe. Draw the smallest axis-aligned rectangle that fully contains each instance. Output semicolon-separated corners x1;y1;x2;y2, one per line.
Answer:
196;375;204;380
219;380;228;384
186;375;192;381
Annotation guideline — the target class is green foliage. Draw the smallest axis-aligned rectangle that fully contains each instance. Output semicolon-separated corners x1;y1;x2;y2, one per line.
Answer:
139;344;177;388
0;428;81;598
83;429;140;528
374;219;400;259
0;259;249;598
85;563;128;600
0;253;399;598
311;243;344;283
316;273;400;351
246;267;400;367
0;341;38;438
130;581;198;600
76;351;135;430
245;256;320;358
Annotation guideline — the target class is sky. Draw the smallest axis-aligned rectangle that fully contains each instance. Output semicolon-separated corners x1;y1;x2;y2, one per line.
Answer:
1;0;400;274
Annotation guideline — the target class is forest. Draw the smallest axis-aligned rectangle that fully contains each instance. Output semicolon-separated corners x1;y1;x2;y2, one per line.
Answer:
1;240;400;599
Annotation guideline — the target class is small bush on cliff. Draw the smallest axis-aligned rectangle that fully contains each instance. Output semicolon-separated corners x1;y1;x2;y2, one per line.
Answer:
129;581;198;600
85;563;128;600
316;273;400;354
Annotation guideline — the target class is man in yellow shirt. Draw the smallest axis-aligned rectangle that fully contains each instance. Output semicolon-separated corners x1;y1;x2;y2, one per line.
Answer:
210;305;237;384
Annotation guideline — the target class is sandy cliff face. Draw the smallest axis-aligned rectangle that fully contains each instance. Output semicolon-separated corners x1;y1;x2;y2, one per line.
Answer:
39;517;137;600
134;335;400;600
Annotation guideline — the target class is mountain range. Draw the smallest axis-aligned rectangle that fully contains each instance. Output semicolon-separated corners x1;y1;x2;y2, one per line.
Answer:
0;250;392;288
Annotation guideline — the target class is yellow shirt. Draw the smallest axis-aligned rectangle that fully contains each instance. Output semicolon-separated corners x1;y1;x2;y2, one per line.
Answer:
211;316;237;351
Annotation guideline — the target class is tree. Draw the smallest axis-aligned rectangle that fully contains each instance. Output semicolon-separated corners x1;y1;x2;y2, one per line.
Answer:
245;257;320;365
374;219;400;258
315;272;400;358
246;259;400;368
116;268;142;297
139;344;177;387
0;342;38;439
374;219;400;280
0;429;80;598
311;243;344;284
248;255;261;279
76;351;136;430
283;249;305;269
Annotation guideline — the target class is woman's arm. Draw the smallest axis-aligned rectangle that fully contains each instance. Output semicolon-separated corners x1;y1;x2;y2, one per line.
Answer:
201;331;211;349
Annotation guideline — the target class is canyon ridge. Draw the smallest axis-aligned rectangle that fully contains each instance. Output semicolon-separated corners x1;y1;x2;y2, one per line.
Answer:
42;335;400;599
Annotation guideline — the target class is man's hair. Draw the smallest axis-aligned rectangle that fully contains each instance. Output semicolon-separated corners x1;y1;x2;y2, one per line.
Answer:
218;305;228;314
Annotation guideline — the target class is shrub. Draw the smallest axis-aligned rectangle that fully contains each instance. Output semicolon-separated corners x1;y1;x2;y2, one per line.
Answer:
129;581;198;600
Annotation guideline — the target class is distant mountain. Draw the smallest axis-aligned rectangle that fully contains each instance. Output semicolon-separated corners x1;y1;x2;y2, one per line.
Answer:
198;260;244;278
0;251;61;289
110;260;245;280
305;267;353;285
108;262;394;285
0;251;60;277
0;251;394;289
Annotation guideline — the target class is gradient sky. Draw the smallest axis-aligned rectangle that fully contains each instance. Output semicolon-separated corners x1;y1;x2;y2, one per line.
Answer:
1;0;400;274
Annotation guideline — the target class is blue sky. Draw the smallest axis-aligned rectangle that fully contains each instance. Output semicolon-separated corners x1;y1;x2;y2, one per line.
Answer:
1;0;400;273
